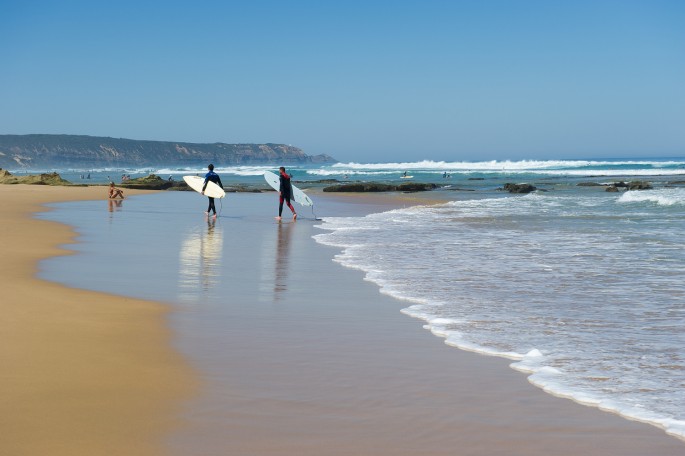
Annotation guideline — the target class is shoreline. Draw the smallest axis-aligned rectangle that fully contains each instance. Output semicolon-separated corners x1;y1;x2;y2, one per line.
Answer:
314;188;685;446
3;185;684;455
0;185;196;456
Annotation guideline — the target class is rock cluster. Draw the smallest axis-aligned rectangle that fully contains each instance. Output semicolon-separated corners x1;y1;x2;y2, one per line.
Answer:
0;168;71;185
119;174;175;190
605;181;653;192
502;183;537;193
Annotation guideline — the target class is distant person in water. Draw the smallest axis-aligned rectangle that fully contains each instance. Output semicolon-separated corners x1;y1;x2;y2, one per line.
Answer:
108;182;124;199
202;164;223;218
277;166;297;221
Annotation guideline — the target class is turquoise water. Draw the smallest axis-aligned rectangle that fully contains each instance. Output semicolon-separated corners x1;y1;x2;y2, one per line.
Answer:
13;157;685;187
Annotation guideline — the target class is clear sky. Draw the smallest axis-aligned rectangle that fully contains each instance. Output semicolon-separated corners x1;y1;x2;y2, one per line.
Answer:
1;1;684;162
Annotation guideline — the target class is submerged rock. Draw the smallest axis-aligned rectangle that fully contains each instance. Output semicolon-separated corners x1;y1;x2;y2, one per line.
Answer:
605;180;653;192
120;174;174;190
627;181;653;190
397;182;438;192
502;183;537;194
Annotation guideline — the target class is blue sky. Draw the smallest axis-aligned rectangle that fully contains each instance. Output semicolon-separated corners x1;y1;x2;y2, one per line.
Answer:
1;1;684;162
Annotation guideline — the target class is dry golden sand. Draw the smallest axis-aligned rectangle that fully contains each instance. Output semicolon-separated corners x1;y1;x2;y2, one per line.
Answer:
0;185;195;456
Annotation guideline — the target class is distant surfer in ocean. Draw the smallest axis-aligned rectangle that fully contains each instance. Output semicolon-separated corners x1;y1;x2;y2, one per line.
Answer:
277;166;297;221
202;164;223;218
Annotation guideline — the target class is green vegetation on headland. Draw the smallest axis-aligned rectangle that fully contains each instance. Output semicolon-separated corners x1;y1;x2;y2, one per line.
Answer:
0;169;71;185
0;134;336;168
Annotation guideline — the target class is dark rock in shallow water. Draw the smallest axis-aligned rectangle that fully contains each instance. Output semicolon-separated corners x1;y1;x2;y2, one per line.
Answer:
120;174;174;190
503;183;537;193
627;181;653;190
577;182;603;187
397;182;438;192
605;180;653;192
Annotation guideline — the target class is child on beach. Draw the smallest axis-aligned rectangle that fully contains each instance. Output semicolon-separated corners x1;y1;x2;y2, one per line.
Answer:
108;182;124;199
202;164;223;218
277;166;297;221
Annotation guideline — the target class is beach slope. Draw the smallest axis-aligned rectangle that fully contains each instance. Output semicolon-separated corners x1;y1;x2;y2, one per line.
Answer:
0;185;195;456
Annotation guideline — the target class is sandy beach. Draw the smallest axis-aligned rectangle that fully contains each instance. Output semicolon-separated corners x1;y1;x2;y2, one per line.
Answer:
0;185;196;456
2;184;684;456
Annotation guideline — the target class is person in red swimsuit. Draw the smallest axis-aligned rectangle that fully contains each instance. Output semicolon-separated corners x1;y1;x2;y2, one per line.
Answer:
277;166;297;221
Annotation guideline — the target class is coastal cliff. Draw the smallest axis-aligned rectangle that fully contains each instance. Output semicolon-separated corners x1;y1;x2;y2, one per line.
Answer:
0;134;336;168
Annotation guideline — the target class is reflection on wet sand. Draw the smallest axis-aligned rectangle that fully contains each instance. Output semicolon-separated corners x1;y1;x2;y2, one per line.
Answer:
258;221;294;302
273;222;293;300
108;198;123;212
178;217;224;302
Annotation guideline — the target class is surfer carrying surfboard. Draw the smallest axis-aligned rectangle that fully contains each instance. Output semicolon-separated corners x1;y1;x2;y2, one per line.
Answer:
202;164;224;218
276;166;297;221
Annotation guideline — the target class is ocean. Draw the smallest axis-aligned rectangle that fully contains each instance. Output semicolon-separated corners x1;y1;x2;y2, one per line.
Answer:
34;158;685;442
17;156;685;187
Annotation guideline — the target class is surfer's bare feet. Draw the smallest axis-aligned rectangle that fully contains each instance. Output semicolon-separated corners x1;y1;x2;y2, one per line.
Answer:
275;216;282;221
293;213;297;220
204;211;209;215
212;214;217;219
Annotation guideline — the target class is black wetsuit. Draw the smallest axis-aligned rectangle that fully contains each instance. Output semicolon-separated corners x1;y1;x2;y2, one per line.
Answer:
203;170;224;215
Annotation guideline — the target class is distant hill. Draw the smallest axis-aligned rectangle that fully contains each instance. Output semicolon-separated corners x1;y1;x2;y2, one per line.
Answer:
0;134;336;169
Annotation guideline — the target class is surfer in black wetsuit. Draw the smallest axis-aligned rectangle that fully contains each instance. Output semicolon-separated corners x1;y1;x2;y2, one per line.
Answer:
277;166;297;221
202;164;223;218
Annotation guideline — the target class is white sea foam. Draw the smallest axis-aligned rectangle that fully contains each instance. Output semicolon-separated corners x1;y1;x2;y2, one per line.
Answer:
321;159;685;177
618;188;685;206
306;169;408;176
331;159;685;171
313;189;685;441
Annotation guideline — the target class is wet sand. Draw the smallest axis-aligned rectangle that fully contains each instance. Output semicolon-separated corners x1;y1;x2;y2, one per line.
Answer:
2;184;684;456
165;193;685;456
0;185;196;456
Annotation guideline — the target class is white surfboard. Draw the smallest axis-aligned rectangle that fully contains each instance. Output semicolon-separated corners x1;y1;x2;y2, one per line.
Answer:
263;171;313;207
183;175;226;198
